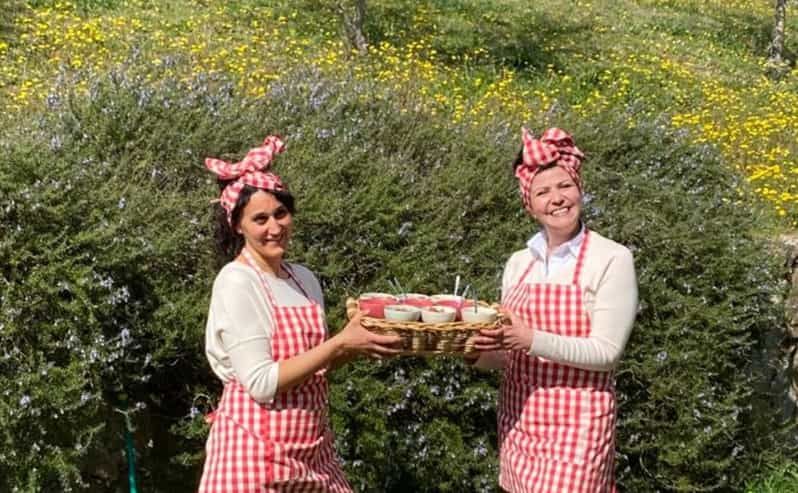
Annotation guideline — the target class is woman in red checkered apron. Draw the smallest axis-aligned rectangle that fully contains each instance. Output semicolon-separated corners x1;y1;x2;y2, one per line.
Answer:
198;136;400;492
471;128;638;492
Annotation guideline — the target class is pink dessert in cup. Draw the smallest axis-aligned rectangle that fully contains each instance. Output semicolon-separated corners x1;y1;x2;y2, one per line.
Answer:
357;292;398;319
400;293;434;308
430;294;475;321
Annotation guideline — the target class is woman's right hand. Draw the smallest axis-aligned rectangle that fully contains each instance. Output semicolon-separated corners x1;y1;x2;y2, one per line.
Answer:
336;310;402;359
471;326;505;352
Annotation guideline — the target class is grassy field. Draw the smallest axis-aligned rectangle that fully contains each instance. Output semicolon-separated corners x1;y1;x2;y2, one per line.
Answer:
2;0;798;226
2;0;797;490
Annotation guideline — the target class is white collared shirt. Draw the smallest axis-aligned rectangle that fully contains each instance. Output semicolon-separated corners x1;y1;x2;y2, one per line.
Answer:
526;224;586;279
488;229;638;372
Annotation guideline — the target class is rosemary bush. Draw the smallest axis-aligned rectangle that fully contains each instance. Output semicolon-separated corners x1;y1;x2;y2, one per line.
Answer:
0;62;792;492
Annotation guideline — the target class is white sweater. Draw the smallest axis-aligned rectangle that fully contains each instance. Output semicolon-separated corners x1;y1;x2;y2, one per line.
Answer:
205;261;325;404
499;229;638;372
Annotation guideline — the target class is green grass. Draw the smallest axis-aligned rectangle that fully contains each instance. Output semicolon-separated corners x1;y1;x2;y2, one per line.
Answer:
748;465;798;493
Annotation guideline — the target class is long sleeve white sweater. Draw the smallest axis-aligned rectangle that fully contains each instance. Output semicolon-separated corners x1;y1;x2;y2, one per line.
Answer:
204;261;325;404
499;229;638;372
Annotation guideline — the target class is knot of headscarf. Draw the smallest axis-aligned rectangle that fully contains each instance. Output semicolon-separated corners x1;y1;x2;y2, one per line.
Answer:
205;135;287;225
515;127;584;210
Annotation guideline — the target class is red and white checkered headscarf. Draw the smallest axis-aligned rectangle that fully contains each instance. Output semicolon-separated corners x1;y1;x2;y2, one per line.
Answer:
205;135;287;225
515;127;584;210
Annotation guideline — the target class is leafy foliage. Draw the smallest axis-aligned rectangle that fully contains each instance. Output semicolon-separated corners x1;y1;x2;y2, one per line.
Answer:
0;59;793;493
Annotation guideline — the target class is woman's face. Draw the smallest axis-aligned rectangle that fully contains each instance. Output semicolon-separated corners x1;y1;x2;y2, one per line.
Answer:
236;190;293;263
528;166;582;236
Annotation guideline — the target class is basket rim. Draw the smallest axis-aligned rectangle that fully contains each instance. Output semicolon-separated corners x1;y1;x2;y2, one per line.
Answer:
346;297;503;332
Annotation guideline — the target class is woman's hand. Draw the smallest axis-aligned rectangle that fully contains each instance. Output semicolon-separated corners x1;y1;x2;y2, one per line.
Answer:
462;350;481;365
335;310;402;359
501;310;534;352
471;327;504;352
472;309;534;353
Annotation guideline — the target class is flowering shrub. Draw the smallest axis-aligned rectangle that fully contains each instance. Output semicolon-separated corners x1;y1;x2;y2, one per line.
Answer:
1;0;797;491
0;57;793;491
2;0;797;223
0;67;255;491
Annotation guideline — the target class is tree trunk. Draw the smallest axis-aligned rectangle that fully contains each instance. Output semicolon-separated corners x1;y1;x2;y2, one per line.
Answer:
780;234;798;421
338;0;368;56
768;0;787;64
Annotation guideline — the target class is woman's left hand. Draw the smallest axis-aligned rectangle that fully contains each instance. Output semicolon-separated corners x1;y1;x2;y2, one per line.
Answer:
472;309;534;352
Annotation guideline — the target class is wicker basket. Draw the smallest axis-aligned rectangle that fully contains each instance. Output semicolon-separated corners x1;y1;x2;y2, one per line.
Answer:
345;297;504;356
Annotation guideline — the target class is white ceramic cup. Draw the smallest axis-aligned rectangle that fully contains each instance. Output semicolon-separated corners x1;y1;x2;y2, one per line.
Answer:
460;306;498;324
420;305;457;323
384;304;422;322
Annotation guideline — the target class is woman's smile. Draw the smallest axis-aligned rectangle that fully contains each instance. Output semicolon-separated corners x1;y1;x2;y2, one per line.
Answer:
236;190;294;272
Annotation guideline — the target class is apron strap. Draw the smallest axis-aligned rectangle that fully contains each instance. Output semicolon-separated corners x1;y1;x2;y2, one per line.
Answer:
240;248;279;320
503;257;536;304
507;228;590;300
240;248;315;309
516;258;537;286
571;229;590;285
281;262;313;300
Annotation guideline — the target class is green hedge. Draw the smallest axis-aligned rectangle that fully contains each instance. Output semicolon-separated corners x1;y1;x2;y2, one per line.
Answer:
0;62;792;492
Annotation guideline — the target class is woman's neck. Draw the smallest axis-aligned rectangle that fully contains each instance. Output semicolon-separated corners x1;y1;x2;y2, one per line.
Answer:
546;223;581;252
243;248;284;277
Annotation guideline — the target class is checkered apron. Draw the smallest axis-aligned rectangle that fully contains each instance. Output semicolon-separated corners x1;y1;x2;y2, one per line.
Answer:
498;230;617;493
198;253;352;493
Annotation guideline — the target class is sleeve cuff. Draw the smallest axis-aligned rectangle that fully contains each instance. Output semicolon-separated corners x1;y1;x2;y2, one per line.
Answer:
263;362;279;404
242;361;280;404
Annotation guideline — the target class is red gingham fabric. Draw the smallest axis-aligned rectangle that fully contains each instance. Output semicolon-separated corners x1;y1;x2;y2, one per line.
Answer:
516;127;585;212
205;136;287;225
198;249;352;493
498;230;617;493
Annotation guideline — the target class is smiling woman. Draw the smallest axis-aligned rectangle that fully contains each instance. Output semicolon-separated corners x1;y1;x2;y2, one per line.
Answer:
471;127;638;492
232;189;294;268
198;136;401;493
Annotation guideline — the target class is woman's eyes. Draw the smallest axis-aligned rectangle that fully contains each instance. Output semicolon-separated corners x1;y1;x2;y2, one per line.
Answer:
253;208;289;223
534;183;572;196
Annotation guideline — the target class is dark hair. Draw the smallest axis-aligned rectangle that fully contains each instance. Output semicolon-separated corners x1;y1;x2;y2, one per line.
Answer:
213;183;296;262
